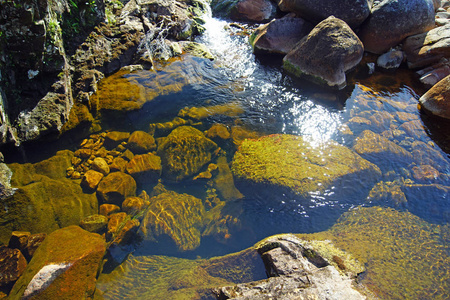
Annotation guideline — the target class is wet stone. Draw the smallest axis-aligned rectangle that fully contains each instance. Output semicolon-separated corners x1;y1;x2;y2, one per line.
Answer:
104;131;131;149
107;213;128;238
99;204;121;217
122;196;146;215
127;131;157;154
80;214;109;233
125;153;162;182
0;246;27;286
97;172;137;206
110;157;128;173
91;157;110;176
23;233;47;261
81;170;104;190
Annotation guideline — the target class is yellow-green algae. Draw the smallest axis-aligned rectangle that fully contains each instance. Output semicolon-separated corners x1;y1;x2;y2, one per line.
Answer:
1;151;98;243
298;206;450;300
232;134;381;196
177;101;244;120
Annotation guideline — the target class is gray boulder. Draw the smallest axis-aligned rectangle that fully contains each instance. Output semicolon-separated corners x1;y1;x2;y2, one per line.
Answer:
358;0;435;54
277;0;372;28
404;24;450;69
377;50;404;70
283;16;364;88
229;0;277;23
250;15;314;55
213;235;366;300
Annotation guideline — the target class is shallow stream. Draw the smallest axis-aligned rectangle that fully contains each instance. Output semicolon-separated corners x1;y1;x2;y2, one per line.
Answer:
3;15;450;300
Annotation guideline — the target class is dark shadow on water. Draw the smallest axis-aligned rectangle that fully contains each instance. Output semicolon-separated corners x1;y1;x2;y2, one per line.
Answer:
421;111;450;157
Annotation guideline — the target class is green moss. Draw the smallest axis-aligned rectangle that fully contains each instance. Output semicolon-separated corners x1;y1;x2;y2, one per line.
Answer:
299;206;450;299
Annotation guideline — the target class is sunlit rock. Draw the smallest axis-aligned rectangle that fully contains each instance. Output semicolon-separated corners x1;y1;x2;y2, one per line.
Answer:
276;0;372;28
223;0;276;23
358;0;435;54
80;214;109;233
157;126;218;181
9;226;105;300
0;246;27;287
232;134;381;197
91;157;110;176
127;131;156;154
179;41;215;60
214;235;366;299
81;169;104;190
367;180;408;206
1;151;98;243
404;24;450;69
138;190;205;251
249;15;313;55
125;153;162;183
377;50;404;71
419;74;450;119
97;172;137;206
99;204;120;217
283;16;364;89
352;130;413;168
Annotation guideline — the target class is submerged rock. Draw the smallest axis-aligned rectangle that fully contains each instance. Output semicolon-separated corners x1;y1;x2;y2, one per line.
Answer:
138;190;205;251
125;153;162;182
157;126;218;181
0;246;27;287
127;131;157;154
419;74;450;119
283;16;364;89
232;134;381;197
358;0;435;54
80;214;109;233
1;151;98;243
9;226;106;300
97;172;137;206
377;50;404;70
250;15;314;55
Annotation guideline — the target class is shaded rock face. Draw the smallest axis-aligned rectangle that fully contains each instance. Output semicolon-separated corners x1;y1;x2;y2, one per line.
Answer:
404;24;450;69
213;235;365;299
157;126;218;181
250;15;314;55
419;74;450;119
0;150;98;244
8;226;106;300
358;0;435;54
283;16;364;89
232;134;381;198
138;190;205;251
229;0;277;23
277;0;372;28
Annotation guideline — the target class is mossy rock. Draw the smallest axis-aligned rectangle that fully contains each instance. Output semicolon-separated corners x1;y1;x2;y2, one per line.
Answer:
125;153;162;183
8;226;106;300
231;134;381;197
2;151;98;244
138;190;205;251
127;131;156;154
157;126;218;181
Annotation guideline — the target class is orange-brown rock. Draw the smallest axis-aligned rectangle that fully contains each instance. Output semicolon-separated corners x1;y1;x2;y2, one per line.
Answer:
110;219;140;246
107;213;128;237
122;197;146;215
110;157;128;172
97;172;137;206
99;204;121;217
412;165;440;181
8;226;106;300
81;170;104;190
125;153;162;181
419;75;450;119
0;246;27;286
104;131;131;149
206;124;231;141
127;131;157;154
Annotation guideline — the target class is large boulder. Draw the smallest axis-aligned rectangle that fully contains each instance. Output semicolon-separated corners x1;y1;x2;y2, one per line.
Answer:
404;24;450;69
277;0;372;28
0;151;98;244
8;226;106;300
214;235;365;299
419;74;450;119
97;172;137;206
358;0;435;54
157;126;218;181
249;15;314;55
138;190;205;251
283;16;364;89
231;134;381;197
212;0;276;22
